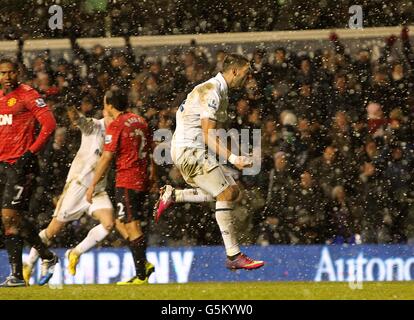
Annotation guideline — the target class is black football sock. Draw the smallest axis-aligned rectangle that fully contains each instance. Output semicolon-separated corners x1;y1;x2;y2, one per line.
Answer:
128;235;147;280
4;235;24;279
20;219;53;260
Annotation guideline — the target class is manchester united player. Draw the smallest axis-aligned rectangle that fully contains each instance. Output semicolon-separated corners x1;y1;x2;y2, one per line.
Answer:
86;88;155;285
0;58;58;287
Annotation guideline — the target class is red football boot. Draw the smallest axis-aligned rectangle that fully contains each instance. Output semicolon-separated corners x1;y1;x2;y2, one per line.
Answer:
154;185;175;223
226;253;265;270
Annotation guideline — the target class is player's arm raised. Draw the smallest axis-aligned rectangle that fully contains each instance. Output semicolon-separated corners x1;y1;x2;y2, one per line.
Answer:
67;105;95;135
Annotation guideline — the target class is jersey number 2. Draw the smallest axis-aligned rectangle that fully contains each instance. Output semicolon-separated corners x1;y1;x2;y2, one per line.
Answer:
133;129;147;159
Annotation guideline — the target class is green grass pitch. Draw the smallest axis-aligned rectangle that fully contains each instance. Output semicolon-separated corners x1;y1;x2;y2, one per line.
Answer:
0;282;413;300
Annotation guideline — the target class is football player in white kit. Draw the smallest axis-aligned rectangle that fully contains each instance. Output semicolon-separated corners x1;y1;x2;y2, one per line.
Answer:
155;54;264;270
23;106;154;283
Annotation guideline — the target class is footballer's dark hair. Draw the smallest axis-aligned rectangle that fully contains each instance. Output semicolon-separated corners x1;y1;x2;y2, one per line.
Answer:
105;88;128;111
222;53;250;72
0;58;18;70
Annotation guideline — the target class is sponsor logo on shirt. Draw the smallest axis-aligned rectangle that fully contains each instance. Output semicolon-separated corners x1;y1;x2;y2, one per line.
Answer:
35;98;46;108
0;114;13;126
7;98;17;107
105;135;112;144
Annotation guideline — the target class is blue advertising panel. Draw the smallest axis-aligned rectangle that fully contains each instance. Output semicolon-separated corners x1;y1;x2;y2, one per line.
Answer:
1;245;414;284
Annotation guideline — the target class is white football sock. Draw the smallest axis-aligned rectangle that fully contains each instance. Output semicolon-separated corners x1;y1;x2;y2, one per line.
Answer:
215;201;240;257
26;229;50;267
26;247;40;267
39;229;52;246
74;224;109;255
175;188;214;203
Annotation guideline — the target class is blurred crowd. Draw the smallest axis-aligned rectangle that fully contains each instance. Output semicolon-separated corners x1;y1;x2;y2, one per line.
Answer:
2;25;414;249
2;0;414;39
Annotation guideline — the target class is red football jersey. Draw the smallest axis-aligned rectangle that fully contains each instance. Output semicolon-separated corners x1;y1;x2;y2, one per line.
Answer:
104;112;151;191
0;84;56;163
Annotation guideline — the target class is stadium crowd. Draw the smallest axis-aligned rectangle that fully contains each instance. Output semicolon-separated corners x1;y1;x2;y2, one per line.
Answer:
2;26;414;249
1;0;414;40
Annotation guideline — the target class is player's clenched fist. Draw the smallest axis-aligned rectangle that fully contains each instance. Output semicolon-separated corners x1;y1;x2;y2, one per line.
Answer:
228;154;253;170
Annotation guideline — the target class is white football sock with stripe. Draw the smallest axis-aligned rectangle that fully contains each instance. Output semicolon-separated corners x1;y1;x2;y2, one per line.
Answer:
215;201;240;257
26;229;50;266
175;188;214;203
39;229;51;246
74;224;109;255
26;247;40;267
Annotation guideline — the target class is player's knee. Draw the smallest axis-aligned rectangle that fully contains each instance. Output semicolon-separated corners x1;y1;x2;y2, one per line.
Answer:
218;185;239;202
102;220;114;232
230;186;240;201
1;213;19;230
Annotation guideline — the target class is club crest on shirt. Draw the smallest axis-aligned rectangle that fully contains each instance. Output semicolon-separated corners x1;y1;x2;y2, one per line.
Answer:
35;98;46;108
105;135;112;144
7;98;17;107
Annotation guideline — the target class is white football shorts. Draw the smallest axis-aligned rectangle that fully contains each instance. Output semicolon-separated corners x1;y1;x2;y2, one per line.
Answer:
53;179;113;223
171;146;236;197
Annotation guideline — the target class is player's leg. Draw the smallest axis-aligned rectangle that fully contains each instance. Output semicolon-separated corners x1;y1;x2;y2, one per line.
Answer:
194;166;264;270
23;217;66;283
24;179;83;282
42;218;66;244
115;188;152;285
26;180;87;284
1;208;25;286
0;163;26;286
1;164;57;287
114;218;129;239
119;219;148;285
71;209;114;255
161;186;215;204
114;219;155;279
66;193;114;276
175;188;215;202
193;167;240;256
154;186;214;222
57;189;111;275
154;148;215;222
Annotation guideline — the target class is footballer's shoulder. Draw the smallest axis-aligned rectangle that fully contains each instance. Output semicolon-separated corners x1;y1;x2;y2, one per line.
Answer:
18;83;36;92
196;79;216;93
137;113;148;123
16;84;42;98
193;79;218;101
16;84;43;102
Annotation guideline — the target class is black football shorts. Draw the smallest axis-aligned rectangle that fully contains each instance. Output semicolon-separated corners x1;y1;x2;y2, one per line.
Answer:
0;162;33;211
115;187;149;223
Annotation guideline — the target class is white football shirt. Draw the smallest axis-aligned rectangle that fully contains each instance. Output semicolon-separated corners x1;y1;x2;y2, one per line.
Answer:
173;72;229;149
66;116;107;191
